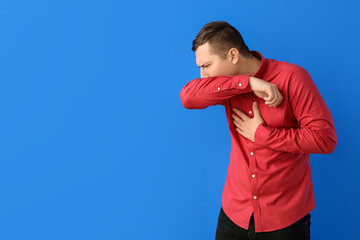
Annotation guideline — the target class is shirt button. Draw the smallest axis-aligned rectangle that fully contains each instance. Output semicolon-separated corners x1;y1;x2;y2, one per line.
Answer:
253;196;258;200
252;174;256;178
249;110;253;114
238;83;243;87
217;87;221;90
250;152;254;156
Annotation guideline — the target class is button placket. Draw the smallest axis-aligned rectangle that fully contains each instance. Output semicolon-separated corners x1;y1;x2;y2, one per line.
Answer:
247;140;262;231
248;144;260;218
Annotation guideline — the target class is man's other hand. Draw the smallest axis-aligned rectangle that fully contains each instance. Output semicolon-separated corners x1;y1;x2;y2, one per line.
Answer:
249;76;283;107
232;102;264;142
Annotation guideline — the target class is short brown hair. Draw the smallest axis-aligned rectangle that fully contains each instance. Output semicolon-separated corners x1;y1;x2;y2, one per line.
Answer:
192;21;250;60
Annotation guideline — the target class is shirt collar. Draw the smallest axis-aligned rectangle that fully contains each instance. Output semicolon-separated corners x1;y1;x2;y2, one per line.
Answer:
249;50;268;79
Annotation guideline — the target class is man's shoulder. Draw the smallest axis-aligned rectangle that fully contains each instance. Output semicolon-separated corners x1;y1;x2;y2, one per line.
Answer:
267;57;307;75
265;57;314;89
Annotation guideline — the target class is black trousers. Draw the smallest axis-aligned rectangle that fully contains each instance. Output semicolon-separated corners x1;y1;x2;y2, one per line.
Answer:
215;207;311;240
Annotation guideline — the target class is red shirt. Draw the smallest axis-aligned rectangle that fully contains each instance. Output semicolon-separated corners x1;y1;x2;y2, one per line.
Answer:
180;51;337;232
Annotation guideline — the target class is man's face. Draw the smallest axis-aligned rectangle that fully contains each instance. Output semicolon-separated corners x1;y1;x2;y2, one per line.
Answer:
195;42;237;78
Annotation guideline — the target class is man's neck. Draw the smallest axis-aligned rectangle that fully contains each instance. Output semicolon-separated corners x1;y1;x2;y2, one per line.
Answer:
237;54;262;76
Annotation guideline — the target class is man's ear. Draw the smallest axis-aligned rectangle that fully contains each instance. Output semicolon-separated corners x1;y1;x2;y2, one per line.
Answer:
228;48;239;64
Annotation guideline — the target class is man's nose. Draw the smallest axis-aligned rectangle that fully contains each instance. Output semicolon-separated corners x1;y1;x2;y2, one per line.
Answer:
201;69;210;78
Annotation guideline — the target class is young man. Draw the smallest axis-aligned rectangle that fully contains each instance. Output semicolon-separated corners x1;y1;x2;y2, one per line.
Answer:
180;21;337;240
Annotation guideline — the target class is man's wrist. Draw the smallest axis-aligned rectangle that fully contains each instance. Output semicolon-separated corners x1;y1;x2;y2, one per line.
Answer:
248;76;253;89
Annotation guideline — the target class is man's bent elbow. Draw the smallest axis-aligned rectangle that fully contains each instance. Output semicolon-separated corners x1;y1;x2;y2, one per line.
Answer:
180;88;207;109
180;89;197;109
325;135;337;154
317;131;337;154
180;89;192;109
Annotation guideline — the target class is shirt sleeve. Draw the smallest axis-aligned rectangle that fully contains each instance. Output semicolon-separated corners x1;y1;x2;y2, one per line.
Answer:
254;67;337;154
180;75;252;109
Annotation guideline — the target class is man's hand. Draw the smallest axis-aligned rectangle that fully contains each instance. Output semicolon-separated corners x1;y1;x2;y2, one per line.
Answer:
249;76;283;107
232;102;264;142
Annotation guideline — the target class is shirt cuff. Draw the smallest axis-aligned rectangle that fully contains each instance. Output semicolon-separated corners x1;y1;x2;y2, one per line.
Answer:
234;75;251;92
216;75;251;92
254;122;273;146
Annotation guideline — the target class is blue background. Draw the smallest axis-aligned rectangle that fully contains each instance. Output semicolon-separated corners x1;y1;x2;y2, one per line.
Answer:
0;0;359;239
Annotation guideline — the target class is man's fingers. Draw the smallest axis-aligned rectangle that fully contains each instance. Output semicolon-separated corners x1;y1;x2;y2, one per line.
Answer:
266;85;283;107
235;126;245;135
268;88;278;106
236;127;250;140
236;124;244;132
232;113;243;124
264;88;273;102
232;118;244;131
264;85;277;103
272;94;280;107
232;108;248;120
272;89;283;107
252;102;260;115
270;85;279;103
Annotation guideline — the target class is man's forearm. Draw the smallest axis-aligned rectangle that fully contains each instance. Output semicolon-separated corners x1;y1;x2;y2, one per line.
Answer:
254;122;337;154
180;75;251;109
